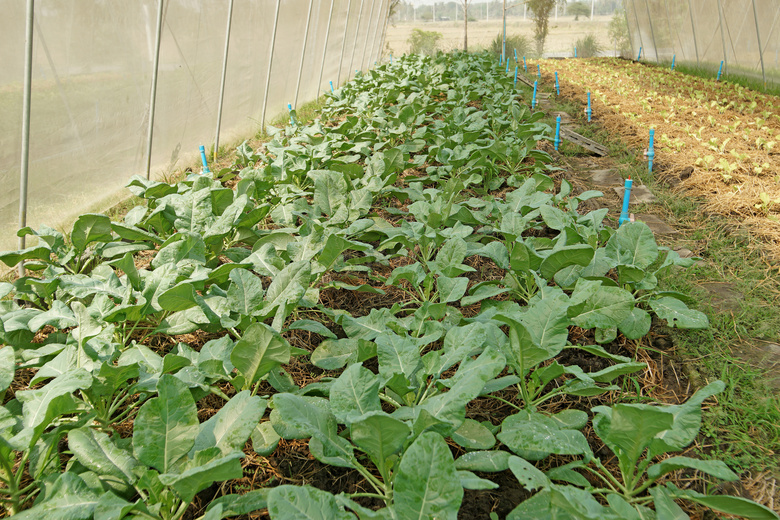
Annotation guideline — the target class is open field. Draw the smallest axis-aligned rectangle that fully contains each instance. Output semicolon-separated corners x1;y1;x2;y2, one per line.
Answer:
385;15;615;57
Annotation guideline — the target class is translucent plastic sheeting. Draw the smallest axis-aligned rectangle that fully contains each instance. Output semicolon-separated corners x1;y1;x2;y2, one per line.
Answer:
0;0;389;254
626;0;780;86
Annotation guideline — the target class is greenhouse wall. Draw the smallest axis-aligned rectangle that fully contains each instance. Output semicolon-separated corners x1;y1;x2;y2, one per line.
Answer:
625;0;780;85
0;0;390;254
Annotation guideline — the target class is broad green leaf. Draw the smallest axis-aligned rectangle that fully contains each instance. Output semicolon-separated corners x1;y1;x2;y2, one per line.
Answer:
455;450;511;472
231;322;291;389
264;261;311;328
376;333;421;381
493;314;551;376
507;455;550;492
309;170;348;216
539;244;595;280
330;363;381;425
452;418;496;450
206;490;269;518
267;485;353;520
350;412;410;468
287;319;337;339
11;473;98;520
311;338;376;370
158;282;199;312
340;308;397;341
437;275;469;303
193;390;267;455
618;307;652;339
592;404;674;470
227;269;265;316
159;449;244;503
458;470;499;490
271;394;336;440
568;281;634;330
0;347;14;392
152;232;207;268
0;246;51;267
93;492;140;520
17;368;91;432
461;282;510;306
649;297;709;329
498;411;592;460
649;487;691;520
647;456;737;481
71;214;113;252
69;428;139;485
27;300;77;331
520;295;571;352
665;484;780;520
605;221;659;269
133;374;199;473
251;422;281;456
394;432;463;520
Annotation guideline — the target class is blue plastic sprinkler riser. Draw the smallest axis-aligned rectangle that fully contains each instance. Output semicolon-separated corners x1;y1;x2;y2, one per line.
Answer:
329;81;334;93
574;46;577;58
671;54;676;71
647;128;655;173
390;54;393;63
532;80;538;109
586;92;592;122
618;176;633;226
717;61;724;81
199;145;211;174
554;116;561;151
288;103;294;125
555;71;560;96
514;66;518;86
514;49;518;61
537;64;541;78
637;47;642;61
523;56;527;72
506;61;509;74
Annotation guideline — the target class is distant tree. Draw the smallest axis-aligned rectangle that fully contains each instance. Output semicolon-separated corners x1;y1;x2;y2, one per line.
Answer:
568;1;591;21
524;0;565;56
608;7;631;56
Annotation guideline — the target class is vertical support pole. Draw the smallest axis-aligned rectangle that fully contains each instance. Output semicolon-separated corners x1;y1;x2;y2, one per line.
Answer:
643;0;659;63
502;0;506;64
348;0;366;80
663;0;677;59
337;0;353;88
624;2;635;58
213;0;234;163
751;0;767;90
260;0;281;130
293;0;314;109
360;0;376;70
18;0;35;277
688;0;699;65
717;0;728;74
554;116;561;151
631;0;645;59
145;0;164;179
317;0;336;97
367;0;383;65
376;0;391;64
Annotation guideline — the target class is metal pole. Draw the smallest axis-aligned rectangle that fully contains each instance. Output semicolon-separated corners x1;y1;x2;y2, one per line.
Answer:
717;0;728;74
260;0;281;130
213;0;234;163
376;0;392;64
293;0;314;109
348;0;365;79
370;0;387;65
751;0;766;89
688;0;699;65
631;0;645;58
502;0;506;63
317;0;336;97
624;1;635;57
145;0;164;179
360;0;376;70
18;0;35;277
643;0;659;63
337;0;353;87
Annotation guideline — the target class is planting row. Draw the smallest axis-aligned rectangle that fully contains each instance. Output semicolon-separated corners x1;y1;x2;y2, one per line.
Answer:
0;53;776;520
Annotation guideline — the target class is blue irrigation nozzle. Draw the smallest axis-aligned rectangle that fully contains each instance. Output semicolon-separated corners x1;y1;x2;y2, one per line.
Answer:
717;60;724;81
532;80;538;109
671;54;676;71
586;92;592;122
619;175;633;226
537;63;541;78
554;116;561;151
646;128;655;173
523;56;527;72
514;48;518;63
506;60;510;74
390;54;393;63
199;145;211;174
574;46;577;58
555;71;560;95
514;66;518;86
288;103;295;125
329;80;334;93
637;47;642;60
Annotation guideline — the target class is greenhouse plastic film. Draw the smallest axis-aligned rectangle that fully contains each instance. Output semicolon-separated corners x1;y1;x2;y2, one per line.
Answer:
626;0;780;85
0;0;388;254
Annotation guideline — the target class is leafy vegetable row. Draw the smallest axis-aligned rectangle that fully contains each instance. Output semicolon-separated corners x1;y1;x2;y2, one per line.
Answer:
0;52;775;520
